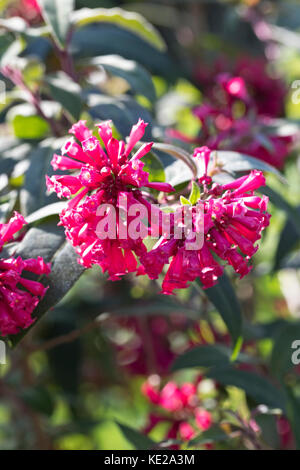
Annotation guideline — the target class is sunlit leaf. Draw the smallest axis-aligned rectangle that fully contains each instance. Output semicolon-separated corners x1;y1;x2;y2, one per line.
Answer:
72;7;166;52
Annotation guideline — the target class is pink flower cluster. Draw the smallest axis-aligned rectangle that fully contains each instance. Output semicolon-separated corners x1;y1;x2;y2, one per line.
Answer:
47;120;269;294
194;56;287;119
170;63;294;169
47;119;173;281
0;212;50;336
141;146;270;294
142;375;212;443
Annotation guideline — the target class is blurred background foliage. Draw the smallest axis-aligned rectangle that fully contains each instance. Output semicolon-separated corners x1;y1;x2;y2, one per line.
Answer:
1;0;300;450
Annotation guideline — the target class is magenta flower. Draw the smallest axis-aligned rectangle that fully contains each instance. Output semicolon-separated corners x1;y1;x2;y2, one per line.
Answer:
195;408;213;431
194;56;287;119
141;147;270;295
0;212;51;336
142;375;212;443
190;72;294;170
47;119;174;280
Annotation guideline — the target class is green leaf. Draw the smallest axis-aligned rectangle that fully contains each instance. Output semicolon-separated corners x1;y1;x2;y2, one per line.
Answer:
171;344;232;372
46;73;82;120
180;196;191;206
21;386;54;416
273;207;300;271
0;138;32;177
141;152;165;183
0;16;49;38
38;0;74;49
72;7;166;52
9;222;85;346
285;387;300;450
279;250;300;269
208;367;285;410
115;422;156;450
20;138;64;216
26;202;67;225
188;425;230;448
44;310;81;397
201;273;242;346
189;181;200;205
84;55;156;102
270;322;300;380
216;151;285;182
12;115;49;140
71;23;178;82
262;186;300;238
88;94;153;139
7;102;60;140
155;143;197;186
164;165;191;189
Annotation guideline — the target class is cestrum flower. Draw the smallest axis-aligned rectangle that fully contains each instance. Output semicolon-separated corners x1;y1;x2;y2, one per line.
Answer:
0;212;51;336
141;147;270;295
169;71;294;169
142;375;212;443
46;119;174;280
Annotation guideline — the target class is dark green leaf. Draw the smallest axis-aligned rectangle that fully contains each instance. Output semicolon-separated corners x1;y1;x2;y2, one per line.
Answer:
285;387;300;450
273;206;300;271
208;367;285;410
72;7;166;52
88;95;153;139
38;0;74;49
262;186;300;237
72;24;178;82
171;344;232;372
21;386;54;416
188;425;230;448
216;151;284;181
141;152;165;183
85;55;156;102
10;223;84;346
26;202;66;225
202;273;243;345
115;422;156;450
270;322;300;380
46;73;82;120
20;138;64;216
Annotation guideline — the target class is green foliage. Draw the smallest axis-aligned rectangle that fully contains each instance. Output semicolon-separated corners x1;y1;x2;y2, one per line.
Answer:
0;0;300;452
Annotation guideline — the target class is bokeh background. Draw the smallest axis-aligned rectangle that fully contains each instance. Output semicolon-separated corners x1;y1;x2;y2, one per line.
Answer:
1;0;300;450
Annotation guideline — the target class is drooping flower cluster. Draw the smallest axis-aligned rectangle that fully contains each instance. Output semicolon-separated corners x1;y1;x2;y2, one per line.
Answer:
46;119;174;280
48;120;270;295
141;147;270;294
169;68;294;169
142;375;213;443
0;212;51;336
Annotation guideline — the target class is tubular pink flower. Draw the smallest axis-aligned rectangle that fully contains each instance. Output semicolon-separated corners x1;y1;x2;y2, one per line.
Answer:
0;213;51;336
142;375;213;443
179;422;196;441
142;150;270;294
69;120;93;142
47;119;174;281
195;408;213;431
